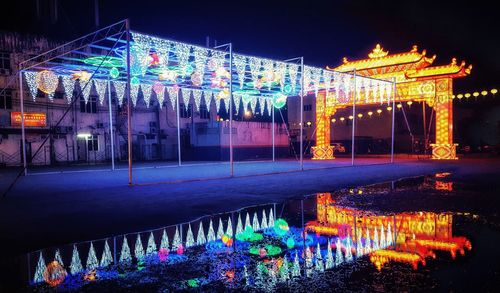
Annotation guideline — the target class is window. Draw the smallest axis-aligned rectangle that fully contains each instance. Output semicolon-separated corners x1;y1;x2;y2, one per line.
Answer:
80;95;97;113
199;105;209;119
304;104;312;111
87;135;99;151
0;89;12;110
0;52;11;72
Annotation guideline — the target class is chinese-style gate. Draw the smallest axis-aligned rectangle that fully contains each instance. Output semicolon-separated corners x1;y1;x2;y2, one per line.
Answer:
312;44;471;160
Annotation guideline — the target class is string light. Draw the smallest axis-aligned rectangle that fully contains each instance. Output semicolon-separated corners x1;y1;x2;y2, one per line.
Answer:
276;62;287;91
481;90;488;96
60;75;75;104
153;82;165;109
193;47;208;77
141;83;153;107
24;71;39;101
348;115;353;120
166;86;179;110
312;67;322;97
340;117;345;121
464;93;471;98
180;88;192;106
357;113;363;118
377;109;382;114
130;82;140;107
249;57;262;88
288;63;299;94
258;97;267;114
93;79;107;105
113;81;126;106
472;92;479;97
386;106;392;111
368;111;373;116
397;103;402;109
174;43;191;76
233;55;247;89
491;89;498;94
331;118;336;123
192;89;203;111
81;80;92;104
37;70;59;101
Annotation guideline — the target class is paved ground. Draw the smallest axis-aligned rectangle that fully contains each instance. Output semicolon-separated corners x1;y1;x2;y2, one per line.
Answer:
0;157;499;289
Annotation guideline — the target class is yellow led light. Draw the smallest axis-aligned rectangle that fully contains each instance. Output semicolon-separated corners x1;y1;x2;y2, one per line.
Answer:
331;118;336;123
377;109;382;114
472;92;479;97
451;95;455;99
348;115;353;120
464;93;471;98
491;89;498;94
457;94;463;99
340;117;345;121
387;106;392;111
306;121;312;126
396;104;402;109
368;111;373;116
407;101;413;106
481;90;488;96
358;113;363;118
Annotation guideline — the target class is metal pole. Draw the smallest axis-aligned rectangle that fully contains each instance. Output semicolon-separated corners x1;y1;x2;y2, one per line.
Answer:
351;70;356;166
422;101;427;155
272;104;275;161
391;78;396;163
19;71;28;175
229;43;234;177
125;19;132;185
299;57;304;171
176;88;181;166
108;79;115;170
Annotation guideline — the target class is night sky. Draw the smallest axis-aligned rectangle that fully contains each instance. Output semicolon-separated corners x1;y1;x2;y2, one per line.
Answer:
2;0;499;92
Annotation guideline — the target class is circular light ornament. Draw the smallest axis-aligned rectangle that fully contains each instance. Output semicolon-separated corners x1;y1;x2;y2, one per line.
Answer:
396;104;403;109
457;94;464;99
348;115;354;120
272;93;287;109
407;101;413;106
357;113;363;118
376;109;382;114
286;237;295;249
274;218;289;236
473;92;479;97
37;70;59;94
386;106;392;111
283;84;293;95
331;118;336;123
190;71;203;86
340;117;345;121
368;111;373;116
491;89;498;95
110;67;120;79
131;76;140;86
481;90;488;96
43;261;67;287
464;93;471;98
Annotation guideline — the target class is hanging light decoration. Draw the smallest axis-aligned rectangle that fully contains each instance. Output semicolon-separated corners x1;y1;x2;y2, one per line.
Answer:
203;90;213;111
272;93;287;109
93;79;107;105
249;57;262;89
141;83;153;107
312;68;322;97
192;89;203;111
60;75;75;104
323;70;332;93
166;86;179;109
232;93;243;115
113;81;126;106
130;82;140;107
258;97;267;114
249;96;258;113
159;69;177;81
109;67;120;79
24;71;39;101
343;74;351;103
174;43;191;76
190;71;203;87
37;70;59;101
262;59;275;89
276;62;287;91
233;55;247;89
208;50;226;72
303;66;313;94
80;80;93;104
288;63;299;94
153;82;165;109
193;46;208;77
241;94;252;111
180;88;192;106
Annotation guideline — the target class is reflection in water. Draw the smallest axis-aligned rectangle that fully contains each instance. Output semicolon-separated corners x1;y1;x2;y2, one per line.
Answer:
30;177;473;291
307;193;471;270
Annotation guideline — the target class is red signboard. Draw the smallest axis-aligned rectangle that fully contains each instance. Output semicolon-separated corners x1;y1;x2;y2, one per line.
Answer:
10;112;47;127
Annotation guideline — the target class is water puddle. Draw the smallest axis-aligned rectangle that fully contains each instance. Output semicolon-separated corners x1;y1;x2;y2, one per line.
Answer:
28;173;500;291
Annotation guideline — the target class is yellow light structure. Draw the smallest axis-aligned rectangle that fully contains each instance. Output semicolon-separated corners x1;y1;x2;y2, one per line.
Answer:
473;92;479;97
481;90;488;96
491;89;498;94
312;44;472;160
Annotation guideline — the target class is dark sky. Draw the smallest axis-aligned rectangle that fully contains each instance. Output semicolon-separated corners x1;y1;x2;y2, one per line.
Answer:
2;0;498;92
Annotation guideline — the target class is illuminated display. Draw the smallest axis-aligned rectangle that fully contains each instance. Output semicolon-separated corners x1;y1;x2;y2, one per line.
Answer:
11;112;47;127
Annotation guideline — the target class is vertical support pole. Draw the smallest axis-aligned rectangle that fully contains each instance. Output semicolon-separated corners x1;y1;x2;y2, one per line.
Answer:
176;87;181;166
353;212;357;258
301;199;306;272
299;57;304;171
422;101;427;156
272;104;275;161
351;70;356;166
229;43;234;177
108;79;115;170
19;71;28;175
125;19;132;185
391;78;396;163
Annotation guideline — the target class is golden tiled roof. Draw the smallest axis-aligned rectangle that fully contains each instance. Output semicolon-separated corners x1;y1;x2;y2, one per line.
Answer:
405;58;472;79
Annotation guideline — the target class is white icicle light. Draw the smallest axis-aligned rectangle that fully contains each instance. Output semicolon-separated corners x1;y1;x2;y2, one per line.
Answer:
153;83;165;109
276;62;287;91
258;97;267;114
234;55;247;89
166;86;178;109
61;75;75;104
313;68;322;97
303;66;313;93
193;46;208;76
249;97;258;114
130;83;140;107
93;79;107;105
192;89;203;112
86;242;99;270
343;74;351;102
180;87;192;106
233;93;242;115
24;71;39;101
81;80;93;104
174;43;191;75
288;63;299;94
262;59;275;89
113;81;126;106
249;57;262;88
141;83;153;107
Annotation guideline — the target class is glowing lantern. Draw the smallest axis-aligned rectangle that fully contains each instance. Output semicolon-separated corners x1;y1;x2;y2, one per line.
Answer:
376;109;382;114
491;89;497;95
481;90;488;96
348;115;353;120
37;70;59;94
407;101;413;106
43;261;66;287
386;106;392;111
306;121;312;126
331;118;336;123
340;117;345;121
109;67;119;79
464;93;471;98
190;71;203;86
457;94;463;99
368;111;373;116
357;113;363;118
272;93;287;109
472;92;479;97
397;104;403;109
